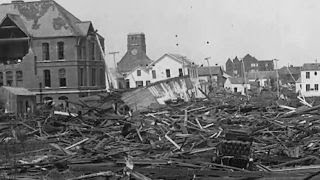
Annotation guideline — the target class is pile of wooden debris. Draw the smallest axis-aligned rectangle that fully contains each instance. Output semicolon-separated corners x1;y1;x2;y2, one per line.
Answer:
1;92;320;180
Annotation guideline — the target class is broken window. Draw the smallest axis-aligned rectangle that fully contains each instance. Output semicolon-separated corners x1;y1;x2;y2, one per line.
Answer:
59;68;66;87
57;42;64;59
44;70;51;87
6;71;13;86
234;87;238;92
0;16;29;64
91;68;96;86
316;84;319;91
152;70;156;79
166;69;171;78
0;72;3;86
16;70;23;86
42;43;50;60
146;80;151;86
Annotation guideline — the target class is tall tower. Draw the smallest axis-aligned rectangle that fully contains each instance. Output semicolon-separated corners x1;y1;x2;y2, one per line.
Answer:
117;33;152;73
127;33;146;53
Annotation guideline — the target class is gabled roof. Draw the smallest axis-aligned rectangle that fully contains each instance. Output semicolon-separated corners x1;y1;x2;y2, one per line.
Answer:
124;65;149;78
198;66;222;76
302;63;320;71
279;66;301;74
150;53;195;67
0;13;29;36
0;0;95;37
76;21;94;36
229;77;246;84
117;50;152;73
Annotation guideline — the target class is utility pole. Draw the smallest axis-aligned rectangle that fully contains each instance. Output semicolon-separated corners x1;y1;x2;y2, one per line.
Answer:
109;51;119;71
274;59;280;98
204;57;212;82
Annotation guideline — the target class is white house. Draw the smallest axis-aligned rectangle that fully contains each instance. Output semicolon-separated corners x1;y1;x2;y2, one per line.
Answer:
224;77;250;95
149;54;198;83
124;66;151;88
296;63;320;97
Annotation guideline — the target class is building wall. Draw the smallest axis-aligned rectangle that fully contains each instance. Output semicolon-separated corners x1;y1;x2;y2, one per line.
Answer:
226;59;234;76
224;79;250;95
0;36;106;103
297;70;320;97
151;56;190;83
125;68;151;88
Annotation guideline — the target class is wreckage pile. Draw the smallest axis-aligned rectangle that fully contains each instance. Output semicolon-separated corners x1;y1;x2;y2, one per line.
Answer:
1;91;320;179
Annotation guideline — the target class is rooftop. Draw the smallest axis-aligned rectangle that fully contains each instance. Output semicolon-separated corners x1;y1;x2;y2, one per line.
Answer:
302;63;320;71
0;0;96;37
198;66;222;76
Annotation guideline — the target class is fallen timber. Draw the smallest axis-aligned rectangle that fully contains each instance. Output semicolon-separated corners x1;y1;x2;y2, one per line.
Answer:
2;90;320;179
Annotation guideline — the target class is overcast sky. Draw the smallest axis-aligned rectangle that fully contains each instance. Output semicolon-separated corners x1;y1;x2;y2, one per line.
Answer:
2;0;320;68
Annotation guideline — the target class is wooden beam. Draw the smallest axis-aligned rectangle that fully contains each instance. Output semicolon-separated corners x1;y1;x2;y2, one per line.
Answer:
0;37;29;42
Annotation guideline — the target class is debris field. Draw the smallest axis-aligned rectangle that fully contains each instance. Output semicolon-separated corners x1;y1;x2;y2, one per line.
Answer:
1;91;320;180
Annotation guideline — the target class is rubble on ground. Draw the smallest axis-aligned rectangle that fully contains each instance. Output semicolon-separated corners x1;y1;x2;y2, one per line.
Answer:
1;90;320;179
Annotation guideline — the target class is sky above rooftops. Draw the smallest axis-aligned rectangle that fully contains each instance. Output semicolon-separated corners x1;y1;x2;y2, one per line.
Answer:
1;0;319;68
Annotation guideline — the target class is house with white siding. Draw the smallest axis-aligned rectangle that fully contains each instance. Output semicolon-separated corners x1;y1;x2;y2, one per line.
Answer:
296;63;320;97
224;77;250;95
149;54;198;83
124;66;151;88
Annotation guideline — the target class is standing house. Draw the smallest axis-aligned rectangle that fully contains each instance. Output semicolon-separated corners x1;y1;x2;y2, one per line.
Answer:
296;63;320;97
124;66;151;89
198;66;224;86
246;71;277;87
224;77;250;95
197;66;225;94
0;86;36;115
149;53;198;83
0;0;107;104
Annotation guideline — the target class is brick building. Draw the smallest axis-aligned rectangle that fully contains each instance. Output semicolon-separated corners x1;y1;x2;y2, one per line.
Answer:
0;0;107;103
226;54;274;77
117;33;152;74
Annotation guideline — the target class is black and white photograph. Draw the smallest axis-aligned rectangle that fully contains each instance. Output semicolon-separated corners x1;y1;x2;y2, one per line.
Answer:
0;0;320;179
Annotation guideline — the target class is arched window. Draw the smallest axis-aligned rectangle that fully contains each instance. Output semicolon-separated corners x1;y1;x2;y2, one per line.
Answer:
44;70;51;87
5;71;13;86
57;41;64;59
43;97;53;104
58;96;68;101
16;70;23;86
59;68;66;87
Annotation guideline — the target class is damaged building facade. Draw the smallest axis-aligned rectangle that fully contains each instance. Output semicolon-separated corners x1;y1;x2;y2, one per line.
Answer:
0;0;107;104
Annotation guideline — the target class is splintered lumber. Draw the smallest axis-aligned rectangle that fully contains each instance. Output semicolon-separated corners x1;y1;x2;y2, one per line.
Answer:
3;90;320;179
67;171;119;180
